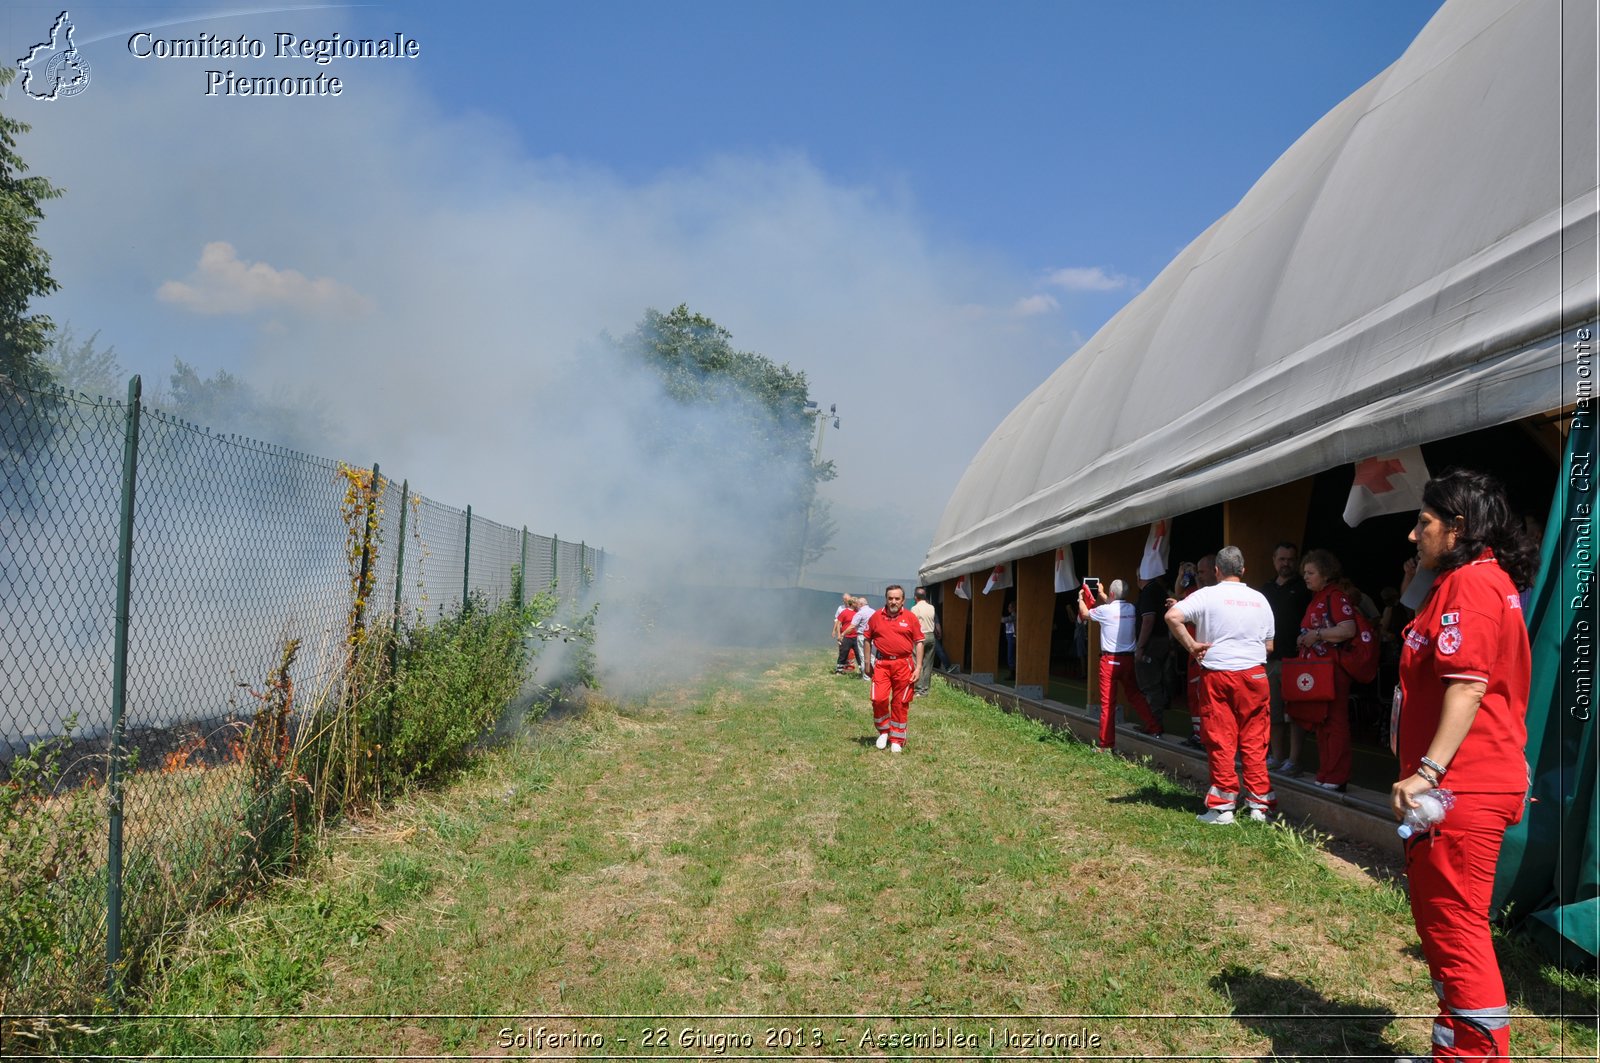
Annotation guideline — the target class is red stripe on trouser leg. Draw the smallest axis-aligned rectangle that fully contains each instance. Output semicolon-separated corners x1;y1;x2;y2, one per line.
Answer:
1405;790;1523;1061
871;657;916;745
1097;654;1160;746
1196;667;1273;810
1187;659;1203;729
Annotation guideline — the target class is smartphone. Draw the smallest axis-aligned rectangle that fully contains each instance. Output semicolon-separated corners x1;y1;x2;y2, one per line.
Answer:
1083;576;1101;596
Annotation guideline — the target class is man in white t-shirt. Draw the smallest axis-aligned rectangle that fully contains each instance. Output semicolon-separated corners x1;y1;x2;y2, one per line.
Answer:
1164;545;1277;825
850;598;876;683
1078;578;1164;750
910;587;940;694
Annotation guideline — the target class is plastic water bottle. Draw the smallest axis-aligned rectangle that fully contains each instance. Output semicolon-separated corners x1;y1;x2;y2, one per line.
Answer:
1397;788;1455;839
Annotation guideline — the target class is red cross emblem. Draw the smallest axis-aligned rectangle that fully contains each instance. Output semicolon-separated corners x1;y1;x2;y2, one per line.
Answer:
1354;458;1406;493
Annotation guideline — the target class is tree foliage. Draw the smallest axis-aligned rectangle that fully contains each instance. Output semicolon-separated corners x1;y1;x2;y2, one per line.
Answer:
0;68;64;391
41;327;123;397
157;357;334;448
614;304;837;575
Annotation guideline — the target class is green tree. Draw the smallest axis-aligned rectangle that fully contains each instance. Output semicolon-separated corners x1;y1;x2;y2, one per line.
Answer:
157;357;335;450
0;68;64;391
165;358;250;423
41;327;123;397
614;304;837;575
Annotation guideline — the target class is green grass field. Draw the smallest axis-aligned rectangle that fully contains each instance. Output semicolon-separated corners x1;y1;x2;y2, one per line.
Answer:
112;650;1596;1060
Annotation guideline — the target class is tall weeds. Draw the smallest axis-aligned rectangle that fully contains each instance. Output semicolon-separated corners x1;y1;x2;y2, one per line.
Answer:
1;462;590;1053
0;719;105;1017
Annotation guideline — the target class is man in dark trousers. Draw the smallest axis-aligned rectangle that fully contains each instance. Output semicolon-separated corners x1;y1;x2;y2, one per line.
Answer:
832;597;859;674
1134;572;1172;731
1261;541;1311;773
910;586;942;694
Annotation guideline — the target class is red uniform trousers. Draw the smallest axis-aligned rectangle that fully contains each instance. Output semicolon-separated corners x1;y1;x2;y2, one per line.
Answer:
870;655;916;746
1182;621;1204;739
1194;666;1275;812
1405;790;1523;1060
1097;652;1162;748
1186;657;1204;738
1306;667;1352;785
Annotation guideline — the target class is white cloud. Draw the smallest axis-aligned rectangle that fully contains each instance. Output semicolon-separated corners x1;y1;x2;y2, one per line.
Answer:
157;241;374;317
1011;293;1059;316
1045;266;1135;292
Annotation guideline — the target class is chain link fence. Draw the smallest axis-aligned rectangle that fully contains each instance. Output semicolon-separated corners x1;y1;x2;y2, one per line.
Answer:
1;377;601;1018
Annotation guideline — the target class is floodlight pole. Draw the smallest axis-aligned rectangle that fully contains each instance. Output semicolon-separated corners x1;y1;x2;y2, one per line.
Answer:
795;402;837;588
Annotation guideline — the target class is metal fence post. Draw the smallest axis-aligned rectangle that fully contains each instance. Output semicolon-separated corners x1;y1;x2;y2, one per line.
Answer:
580;541;589;591
384;479;409;774
551;534;559;592
390;480;409;651
518;526;528;610
106;374;143;1001
462;504;473;611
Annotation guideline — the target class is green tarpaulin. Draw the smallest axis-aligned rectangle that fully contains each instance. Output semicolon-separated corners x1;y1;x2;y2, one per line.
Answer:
1494;403;1599;969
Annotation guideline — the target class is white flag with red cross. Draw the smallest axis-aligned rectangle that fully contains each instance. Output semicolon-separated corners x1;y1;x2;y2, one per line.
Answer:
1138;519;1170;580
1054;546;1078;592
983;562;1013;595
953;574;970;600
1343;446;1430;526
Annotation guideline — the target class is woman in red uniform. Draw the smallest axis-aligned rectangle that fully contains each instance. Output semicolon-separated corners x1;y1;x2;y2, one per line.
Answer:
1295;548;1358;791
1393;469;1534;1061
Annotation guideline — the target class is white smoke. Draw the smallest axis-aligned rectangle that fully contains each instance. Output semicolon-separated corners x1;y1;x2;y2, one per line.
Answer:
10;2;1084;699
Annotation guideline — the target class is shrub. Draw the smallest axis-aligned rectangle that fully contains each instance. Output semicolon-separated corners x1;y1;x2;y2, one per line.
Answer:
0;718;107;1016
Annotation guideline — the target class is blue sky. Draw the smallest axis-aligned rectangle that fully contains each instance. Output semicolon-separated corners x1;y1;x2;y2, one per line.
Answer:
450;1;1445;275
4;1;1446;586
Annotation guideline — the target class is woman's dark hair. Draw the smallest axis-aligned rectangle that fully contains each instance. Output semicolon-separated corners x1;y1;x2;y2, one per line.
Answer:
1300;548;1343;583
1420;468;1539;587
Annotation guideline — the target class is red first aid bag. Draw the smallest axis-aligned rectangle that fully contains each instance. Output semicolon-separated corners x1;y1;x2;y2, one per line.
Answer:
1282;656;1335;701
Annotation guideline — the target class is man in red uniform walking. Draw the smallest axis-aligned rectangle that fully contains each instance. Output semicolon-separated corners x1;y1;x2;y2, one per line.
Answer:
865;585;924;753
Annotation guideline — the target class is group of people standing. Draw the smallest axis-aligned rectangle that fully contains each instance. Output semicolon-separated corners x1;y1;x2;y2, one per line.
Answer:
1085;539;1396;794
1082;468;1533;1060
828;470;1532;1059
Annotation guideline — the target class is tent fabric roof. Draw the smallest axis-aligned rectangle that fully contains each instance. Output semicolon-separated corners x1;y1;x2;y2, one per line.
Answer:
922;0;1598;585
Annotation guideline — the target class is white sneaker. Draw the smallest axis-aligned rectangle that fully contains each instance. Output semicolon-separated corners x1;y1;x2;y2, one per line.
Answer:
1196;808;1235;825
875;733;889;750
889;742;904;754
1247;809;1269;823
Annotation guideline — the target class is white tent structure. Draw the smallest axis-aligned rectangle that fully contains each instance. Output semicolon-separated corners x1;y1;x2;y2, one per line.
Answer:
922;0;1597;584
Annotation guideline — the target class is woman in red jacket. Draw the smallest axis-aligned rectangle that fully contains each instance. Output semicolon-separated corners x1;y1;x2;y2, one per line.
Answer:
1393;469;1534;1061
1295;548;1358;791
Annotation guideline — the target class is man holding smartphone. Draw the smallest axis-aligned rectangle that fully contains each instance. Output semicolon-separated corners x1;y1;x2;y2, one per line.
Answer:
1078;578;1164;749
